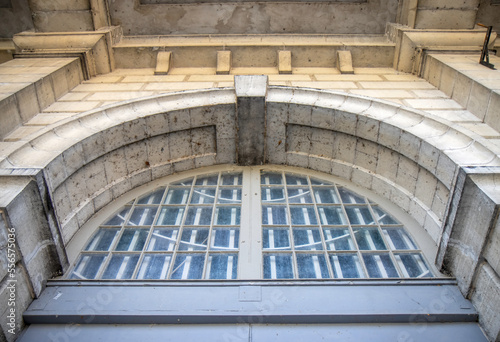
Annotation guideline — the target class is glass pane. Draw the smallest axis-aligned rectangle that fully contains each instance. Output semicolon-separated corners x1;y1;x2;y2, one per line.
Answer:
164;188;190;204
329;253;364;278
115;228;149;251
354;227;386;250
190;188;216;204
147;228;179;251
218;188;242;203
85;228;120;251
345;206;375;225
261;172;283;185
373;207;400;225
137;188;165;204
317;206;347;225
287;188;313;204
338;188;366;204
69;254;106;279
104;207;130;226
215;207;241;225
323;228;355;251
171;177;193;186
297;254;330;279
171;254;205;279
185;207;213;225
211;228;239;250
263;228;291;250
101;254;140;279
206;254;238;279
221;173;242;185
156;207;185;225
127;207;158;226
262;206;288;225
195;174;218;185
310;177;333;186
286;174;308;185
362;253;399;278
396;253;433;278
293;228;323;250
290;206;317;225
261;187;286;203
313;187;340;204
383;228;417;250
178;228;209;251
136;254;172;279
263;254;294;279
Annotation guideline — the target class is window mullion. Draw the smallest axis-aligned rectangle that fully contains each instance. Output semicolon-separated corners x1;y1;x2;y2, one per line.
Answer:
238;167;262;279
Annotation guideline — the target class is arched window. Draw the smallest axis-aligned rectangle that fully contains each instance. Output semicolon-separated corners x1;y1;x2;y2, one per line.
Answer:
67;167;434;280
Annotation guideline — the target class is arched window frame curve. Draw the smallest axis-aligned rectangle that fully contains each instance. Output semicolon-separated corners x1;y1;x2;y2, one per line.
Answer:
66;165;442;281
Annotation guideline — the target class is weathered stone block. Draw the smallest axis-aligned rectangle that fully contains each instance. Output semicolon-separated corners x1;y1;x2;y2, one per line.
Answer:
287;125;311;154
0;95;21;140
0;265;33;339
4;181;60;296
288;103;312;126
451;72;472;109
356;115;380;143
333;110;356;136
376;147;399;181
443;176;497;293
484;217;500;276
311;106;335;130
103;148;128;183
352;167;373;189
333;133;356;165
168;109;191;132
378;122;401;151
15;84;40;123
169;130;193;160
396;156;419;194
485;91;500;133
34;76;56;110
124;140;149;175
215;137;237;164
414;168;438;209
467;82;491;121
310;127;334;159
354;139;378;173
470;263;500;342
145;112;169;137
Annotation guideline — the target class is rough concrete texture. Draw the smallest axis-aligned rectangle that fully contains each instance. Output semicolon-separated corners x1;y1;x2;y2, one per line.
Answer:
0;264;33;341
235;75;267;166
470;263;500;342
108;0;398;35
2;180;61;296
442;176;497;294
476;0;500;33
0;0;34;38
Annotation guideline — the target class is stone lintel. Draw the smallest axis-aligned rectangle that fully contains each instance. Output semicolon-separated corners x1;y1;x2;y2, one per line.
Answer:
235;75;268;166
155;51;172;75
216;50;231;75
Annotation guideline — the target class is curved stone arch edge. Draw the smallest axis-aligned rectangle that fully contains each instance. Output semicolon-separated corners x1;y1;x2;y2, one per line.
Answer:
0;86;497;276
1;86;498;173
64;163;442;277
